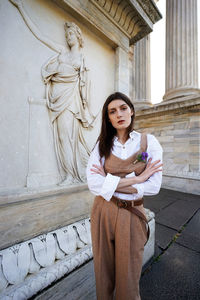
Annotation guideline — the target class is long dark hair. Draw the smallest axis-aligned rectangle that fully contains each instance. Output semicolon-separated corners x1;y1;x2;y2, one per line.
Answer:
98;92;135;158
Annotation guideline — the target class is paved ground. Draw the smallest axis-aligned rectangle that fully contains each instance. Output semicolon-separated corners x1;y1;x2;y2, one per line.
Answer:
33;188;200;300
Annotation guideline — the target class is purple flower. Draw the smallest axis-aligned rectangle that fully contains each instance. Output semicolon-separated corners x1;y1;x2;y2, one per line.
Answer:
141;152;148;161
134;152;148;164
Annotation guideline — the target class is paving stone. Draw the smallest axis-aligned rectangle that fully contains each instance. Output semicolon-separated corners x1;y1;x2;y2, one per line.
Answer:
155;223;177;250
144;190;176;213
140;243;200;300
142;244;162;273
176;209;200;253
144;189;199;215
174;191;200;202
33;260;96;300
156;199;199;230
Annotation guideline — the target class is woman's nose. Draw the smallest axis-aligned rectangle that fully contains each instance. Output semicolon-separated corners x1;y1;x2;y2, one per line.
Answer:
116;110;122;118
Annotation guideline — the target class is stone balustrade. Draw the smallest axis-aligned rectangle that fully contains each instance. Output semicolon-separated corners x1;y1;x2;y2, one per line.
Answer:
0;209;155;300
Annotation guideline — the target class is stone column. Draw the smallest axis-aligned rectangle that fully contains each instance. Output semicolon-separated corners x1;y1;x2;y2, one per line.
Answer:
115;47;129;96
132;35;152;109
163;0;200;101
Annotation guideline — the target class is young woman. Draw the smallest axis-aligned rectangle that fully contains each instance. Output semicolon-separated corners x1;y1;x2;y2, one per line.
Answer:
86;92;163;300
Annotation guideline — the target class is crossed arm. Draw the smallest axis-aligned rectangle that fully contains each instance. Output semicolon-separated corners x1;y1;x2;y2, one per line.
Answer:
90;158;163;195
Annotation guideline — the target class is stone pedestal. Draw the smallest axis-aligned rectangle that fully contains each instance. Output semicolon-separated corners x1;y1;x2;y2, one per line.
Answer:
163;0;200;101
132;35;152;109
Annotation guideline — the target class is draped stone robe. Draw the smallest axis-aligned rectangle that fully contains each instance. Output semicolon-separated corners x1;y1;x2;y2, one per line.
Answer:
42;52;95;183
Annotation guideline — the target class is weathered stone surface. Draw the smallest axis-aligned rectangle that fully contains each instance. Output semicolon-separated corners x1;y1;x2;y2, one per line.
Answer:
140;243;200;300
156;199;199;230
55;0;161;49
176;209;200;252
0;219;93;299
135;97;200;195
34;260;96;300
0;186;93;250
143;188;176;213
155;223;177;250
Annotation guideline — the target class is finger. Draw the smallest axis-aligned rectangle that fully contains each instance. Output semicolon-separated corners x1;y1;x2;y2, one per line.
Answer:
151;159;161;166
153;169;162;173
90;168;101;173
152;163;163;169
148;160;161;169
92;165;103;172
147;158;152;164
146;160;161;170
90;170;99;174
91;168;105;175
92;164;102;169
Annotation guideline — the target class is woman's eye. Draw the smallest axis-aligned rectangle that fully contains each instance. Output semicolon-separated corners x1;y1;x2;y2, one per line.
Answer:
121;107;127;111
109;111;115;114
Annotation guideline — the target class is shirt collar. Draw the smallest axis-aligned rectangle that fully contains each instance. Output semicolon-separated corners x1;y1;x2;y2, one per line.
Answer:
114;130;140;144
129;130;140;140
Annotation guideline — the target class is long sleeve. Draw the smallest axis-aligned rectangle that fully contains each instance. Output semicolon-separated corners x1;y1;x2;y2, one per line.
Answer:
86;143;120;201
132;134;163;197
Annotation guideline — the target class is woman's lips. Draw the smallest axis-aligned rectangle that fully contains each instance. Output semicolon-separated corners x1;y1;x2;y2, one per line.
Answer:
118;120;125;124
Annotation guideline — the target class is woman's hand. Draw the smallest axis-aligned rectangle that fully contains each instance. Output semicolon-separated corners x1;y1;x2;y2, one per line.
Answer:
137;158;163;183
90;164;106;177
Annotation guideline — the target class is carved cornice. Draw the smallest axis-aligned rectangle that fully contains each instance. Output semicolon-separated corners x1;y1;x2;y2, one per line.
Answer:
135;95;200;119
136;0;162;23
90;0;162;44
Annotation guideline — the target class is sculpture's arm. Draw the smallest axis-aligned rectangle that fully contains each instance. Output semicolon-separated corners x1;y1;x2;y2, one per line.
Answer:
9;0;64;54
79;57;90;108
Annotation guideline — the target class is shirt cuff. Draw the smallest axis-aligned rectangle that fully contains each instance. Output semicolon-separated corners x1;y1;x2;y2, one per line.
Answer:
100;173;120;201
132;183;145;199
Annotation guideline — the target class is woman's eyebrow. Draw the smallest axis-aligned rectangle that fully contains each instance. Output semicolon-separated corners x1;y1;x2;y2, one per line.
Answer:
108;104;128;111
108;107;116;111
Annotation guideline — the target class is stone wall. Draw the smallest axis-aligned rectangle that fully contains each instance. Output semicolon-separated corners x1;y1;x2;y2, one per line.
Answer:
0;0;115;191
135;96;200;195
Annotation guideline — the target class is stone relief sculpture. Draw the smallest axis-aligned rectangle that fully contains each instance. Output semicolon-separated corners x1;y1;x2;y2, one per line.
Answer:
10;0;96;185
42;23;95;184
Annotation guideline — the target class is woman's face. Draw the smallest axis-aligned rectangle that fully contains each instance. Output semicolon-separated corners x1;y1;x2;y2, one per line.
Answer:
66;29;79;48
107;99;133;131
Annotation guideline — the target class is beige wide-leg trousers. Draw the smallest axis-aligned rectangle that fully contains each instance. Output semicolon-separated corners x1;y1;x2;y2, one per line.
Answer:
91;196;147;300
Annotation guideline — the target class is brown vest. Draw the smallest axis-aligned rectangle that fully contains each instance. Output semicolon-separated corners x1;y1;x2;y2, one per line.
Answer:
104;133;148;178
103;133;150;242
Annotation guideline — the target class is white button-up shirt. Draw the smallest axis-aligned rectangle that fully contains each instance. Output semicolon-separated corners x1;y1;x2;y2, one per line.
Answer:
86;131;163;201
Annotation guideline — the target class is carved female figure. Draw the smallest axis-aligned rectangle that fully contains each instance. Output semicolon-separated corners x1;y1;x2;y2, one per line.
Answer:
10;0;95;184
42;22;95;184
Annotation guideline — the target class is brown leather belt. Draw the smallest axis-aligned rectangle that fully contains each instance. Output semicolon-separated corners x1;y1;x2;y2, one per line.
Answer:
111;196;143;208
111;196;150;244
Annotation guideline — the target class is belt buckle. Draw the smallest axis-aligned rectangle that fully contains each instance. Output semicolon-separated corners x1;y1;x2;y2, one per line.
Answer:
117;199;128;208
